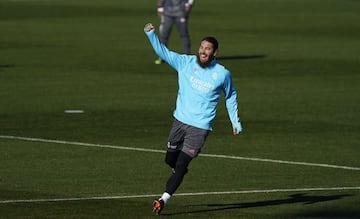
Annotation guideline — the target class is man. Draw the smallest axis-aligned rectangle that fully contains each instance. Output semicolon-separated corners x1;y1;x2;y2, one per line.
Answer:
144;23;243;215
155;0;194;64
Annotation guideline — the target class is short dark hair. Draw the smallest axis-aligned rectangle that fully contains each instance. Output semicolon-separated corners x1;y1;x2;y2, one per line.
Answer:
201;36;218;51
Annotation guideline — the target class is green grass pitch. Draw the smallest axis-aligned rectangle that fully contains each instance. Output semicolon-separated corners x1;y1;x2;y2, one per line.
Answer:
1;0;360;218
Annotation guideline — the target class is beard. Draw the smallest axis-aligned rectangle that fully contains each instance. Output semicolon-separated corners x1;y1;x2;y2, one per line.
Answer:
197;54;214;68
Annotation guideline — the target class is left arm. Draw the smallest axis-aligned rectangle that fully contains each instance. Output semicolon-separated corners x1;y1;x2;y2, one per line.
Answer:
185;0;194;15
223;71;242;135
157;0;164;17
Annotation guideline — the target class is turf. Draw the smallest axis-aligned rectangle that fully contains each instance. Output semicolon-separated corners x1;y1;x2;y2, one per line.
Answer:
0;0;359;218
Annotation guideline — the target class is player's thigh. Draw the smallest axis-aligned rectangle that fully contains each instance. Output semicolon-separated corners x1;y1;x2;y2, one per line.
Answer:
167;119;186;151
161;16;175;36
182;127;209;158
175;17;189;35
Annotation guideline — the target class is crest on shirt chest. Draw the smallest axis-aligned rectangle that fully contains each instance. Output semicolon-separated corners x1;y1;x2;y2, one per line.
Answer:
194;67;200;74
212;72;218;80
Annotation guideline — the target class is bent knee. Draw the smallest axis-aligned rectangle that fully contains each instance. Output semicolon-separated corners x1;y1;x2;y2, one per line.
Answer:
174;152;192;175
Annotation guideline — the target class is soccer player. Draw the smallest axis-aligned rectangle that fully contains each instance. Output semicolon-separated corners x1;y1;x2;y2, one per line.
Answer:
144;23;243;215
155;0;194;64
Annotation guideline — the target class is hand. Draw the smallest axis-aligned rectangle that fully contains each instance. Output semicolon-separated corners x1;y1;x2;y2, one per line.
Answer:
185;3;192;14
232;126;241;135
144;23;155;32
157;7;164;17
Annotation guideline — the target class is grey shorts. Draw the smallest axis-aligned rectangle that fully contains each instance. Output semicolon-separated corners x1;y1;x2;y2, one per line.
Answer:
167;119;210;158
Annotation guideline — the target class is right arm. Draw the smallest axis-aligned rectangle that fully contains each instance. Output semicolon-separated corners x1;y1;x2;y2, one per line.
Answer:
144;23;171;62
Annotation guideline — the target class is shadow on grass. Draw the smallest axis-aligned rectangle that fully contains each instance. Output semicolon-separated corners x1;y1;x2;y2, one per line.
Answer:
216;54;266;61
0;64;15;70
163;193;352;216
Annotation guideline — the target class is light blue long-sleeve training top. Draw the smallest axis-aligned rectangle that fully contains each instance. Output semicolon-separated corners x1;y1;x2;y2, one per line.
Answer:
145;29;242;132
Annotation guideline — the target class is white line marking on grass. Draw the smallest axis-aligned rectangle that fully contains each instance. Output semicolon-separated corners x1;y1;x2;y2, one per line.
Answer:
64;110;84;114
0;194;158;204
200;154;360;171
0;135;164;153
0;187;359;204
1;135;360;171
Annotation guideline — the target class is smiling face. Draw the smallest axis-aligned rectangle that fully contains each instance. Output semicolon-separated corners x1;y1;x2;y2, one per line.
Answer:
197;40;217;68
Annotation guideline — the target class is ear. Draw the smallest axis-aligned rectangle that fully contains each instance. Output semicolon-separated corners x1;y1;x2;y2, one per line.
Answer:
214;50;218;57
